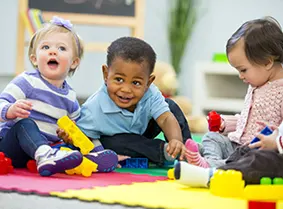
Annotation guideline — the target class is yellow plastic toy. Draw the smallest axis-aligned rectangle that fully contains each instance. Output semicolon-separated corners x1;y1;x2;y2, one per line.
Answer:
244;184;283;201
167;168;175;180
60;147;98;177
57;116;94;155
210;170;283;201
210;169;245;198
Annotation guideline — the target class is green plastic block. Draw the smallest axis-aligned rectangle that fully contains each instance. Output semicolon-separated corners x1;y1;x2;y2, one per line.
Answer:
260;177;272;185
212;53;228;62
273;177;283;185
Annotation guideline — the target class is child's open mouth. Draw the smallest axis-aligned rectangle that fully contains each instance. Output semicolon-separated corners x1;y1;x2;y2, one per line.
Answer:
118;95;132;103
47;59;59;69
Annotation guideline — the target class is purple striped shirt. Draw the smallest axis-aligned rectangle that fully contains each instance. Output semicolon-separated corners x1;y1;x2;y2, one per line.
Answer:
0;70;80;143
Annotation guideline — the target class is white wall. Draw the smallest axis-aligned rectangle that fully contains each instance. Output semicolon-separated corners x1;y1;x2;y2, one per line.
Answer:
0;0;170;98
179;0;283;101
1;0;283;101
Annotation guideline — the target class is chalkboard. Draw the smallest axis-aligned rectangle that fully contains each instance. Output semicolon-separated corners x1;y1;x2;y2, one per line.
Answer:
28;0;135;17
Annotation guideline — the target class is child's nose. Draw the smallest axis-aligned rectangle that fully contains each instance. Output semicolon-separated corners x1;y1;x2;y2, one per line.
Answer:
239;73;244;80
121;84;131;92
48;49;57;56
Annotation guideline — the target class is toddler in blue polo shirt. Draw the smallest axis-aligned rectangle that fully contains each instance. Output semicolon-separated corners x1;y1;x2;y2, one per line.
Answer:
59;37;192;166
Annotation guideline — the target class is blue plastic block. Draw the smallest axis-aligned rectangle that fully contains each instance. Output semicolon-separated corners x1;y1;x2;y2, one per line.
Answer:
250;126;273;146
120;158;148;169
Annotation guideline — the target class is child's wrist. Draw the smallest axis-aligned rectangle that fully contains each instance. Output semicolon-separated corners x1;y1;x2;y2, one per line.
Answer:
276;135;283;154
219;119;225;133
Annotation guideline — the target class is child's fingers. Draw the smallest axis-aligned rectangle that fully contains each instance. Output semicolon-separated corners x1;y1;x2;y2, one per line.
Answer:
67;137;73;144
269;125;277;131
118;155;131;161
167;145;175;156
179;147;186;160
249;141;261;149
17;101;33;111
243;140;251;146
15;109;30;118
171;144;182;159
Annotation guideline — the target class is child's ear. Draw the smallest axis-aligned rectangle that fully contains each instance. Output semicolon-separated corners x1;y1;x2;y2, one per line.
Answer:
71;57;80;69
265;58;274;70
102;65;108;83
29;54;37;67
147;74;155;87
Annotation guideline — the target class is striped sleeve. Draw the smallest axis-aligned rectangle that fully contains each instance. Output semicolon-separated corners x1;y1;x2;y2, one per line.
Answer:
69;99;81;122
0;73;32;121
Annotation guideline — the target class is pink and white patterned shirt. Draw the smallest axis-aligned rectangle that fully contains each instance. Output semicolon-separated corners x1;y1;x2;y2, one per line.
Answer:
222;79;283;145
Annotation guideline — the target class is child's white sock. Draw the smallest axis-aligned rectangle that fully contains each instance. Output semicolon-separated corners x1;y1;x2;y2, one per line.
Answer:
174;161;215;187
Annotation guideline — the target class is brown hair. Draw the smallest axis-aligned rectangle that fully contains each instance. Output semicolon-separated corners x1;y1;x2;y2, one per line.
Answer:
28;23;84;75
226;16;283;65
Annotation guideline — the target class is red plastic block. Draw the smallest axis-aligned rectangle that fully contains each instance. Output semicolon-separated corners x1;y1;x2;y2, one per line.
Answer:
248;201;276;209
27;160;38;173
207;111;221;132
0;152;13;175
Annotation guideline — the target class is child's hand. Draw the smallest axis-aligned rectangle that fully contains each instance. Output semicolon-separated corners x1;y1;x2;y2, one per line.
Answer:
249;128;279;151
6;100;32;119
56;128;73;145
167;139;186;160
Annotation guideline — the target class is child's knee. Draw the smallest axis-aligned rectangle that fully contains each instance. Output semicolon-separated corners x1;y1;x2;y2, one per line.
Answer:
202;132;223;143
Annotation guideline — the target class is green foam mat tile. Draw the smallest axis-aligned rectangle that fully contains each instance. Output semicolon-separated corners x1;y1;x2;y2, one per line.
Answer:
116;167;169;177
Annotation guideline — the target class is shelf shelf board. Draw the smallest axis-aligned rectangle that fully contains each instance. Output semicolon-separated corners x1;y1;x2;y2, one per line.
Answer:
202;98;244;113
197;62;238;75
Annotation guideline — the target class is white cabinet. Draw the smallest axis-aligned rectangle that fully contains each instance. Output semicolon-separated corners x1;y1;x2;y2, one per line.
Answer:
193;62;248;116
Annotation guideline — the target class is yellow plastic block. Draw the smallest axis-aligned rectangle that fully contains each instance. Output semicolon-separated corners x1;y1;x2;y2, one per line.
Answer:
57;116;94;155
60;147;98;177
210;170;245;198
167;168;175;180
65;156;98;177
244;185;283;201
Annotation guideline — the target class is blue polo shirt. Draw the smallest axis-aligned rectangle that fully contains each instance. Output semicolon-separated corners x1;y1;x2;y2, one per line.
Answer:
76;84;169;139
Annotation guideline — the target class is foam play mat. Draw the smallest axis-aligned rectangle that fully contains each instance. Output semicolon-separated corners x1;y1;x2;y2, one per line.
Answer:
1;168;282;209
0;169;166;195
51;180;283;209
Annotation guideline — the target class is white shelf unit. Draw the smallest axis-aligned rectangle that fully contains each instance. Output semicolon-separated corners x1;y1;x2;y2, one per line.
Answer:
193;62;248;116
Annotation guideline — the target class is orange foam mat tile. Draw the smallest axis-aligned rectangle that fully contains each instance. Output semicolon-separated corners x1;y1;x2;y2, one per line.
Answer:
51;180;252;209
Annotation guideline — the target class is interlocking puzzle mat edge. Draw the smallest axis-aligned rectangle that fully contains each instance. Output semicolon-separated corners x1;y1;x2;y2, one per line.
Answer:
0;169;167;195
50;180;283;209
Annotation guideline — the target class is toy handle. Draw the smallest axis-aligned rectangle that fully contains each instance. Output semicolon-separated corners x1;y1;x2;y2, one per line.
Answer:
207;111;221;132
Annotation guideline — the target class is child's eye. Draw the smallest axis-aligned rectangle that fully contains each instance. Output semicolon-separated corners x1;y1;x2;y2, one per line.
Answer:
240;69;247;73
42;45;49;50
58;46;66;51
115;77;123;83
133;81;141;86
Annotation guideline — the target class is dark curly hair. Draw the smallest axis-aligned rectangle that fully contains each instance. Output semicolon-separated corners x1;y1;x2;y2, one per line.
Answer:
107;37;156;74
226;16;283;65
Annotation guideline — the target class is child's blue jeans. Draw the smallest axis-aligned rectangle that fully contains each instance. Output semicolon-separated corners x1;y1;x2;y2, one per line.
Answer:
0;118;49;167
